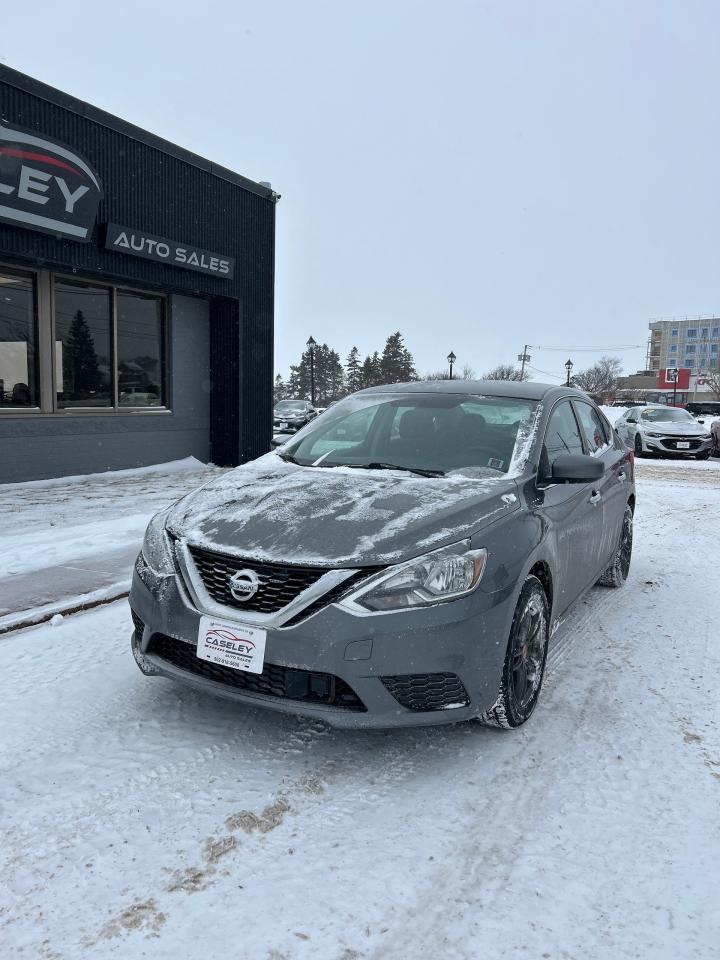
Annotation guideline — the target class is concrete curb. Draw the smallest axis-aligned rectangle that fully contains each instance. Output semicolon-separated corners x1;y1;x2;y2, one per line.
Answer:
0;582;130;636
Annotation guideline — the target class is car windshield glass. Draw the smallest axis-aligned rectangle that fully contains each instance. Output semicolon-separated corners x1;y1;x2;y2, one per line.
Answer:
283;392;538;476
640;408;693;423
275;401;306;412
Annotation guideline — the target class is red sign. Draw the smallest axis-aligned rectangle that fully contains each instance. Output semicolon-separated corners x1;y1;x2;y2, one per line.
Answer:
659;367;691;390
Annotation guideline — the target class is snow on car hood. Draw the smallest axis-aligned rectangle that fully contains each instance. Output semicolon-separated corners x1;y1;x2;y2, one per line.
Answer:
639;420;708;435
166;453;520;567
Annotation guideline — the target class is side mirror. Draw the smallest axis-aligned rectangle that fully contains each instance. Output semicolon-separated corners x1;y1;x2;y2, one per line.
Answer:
551;454;605;483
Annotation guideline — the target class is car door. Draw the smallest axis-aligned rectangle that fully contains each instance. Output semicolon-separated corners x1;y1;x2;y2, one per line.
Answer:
620;408;638;445
535;399;606;614
573;400;630;575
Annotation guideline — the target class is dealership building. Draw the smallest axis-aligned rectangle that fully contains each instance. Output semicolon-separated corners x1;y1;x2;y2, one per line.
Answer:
0;66;277;483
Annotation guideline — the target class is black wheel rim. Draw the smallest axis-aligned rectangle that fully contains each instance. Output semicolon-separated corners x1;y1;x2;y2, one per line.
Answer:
510;594;547;713
618;510;633;580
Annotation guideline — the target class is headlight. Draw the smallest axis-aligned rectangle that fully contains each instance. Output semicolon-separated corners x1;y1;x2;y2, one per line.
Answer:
340;541;487;613
141;510;175;575
645;431;664;437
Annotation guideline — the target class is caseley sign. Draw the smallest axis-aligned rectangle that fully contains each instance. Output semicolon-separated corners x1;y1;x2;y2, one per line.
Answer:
106;223;235;280
0;122;102;241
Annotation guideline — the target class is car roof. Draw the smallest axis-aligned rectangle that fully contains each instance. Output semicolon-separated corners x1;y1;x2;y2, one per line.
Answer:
356;379;586;403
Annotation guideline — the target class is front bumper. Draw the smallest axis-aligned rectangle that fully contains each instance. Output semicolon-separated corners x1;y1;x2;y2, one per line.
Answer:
129;554;515;729
273;419;306;433
642;434;712;456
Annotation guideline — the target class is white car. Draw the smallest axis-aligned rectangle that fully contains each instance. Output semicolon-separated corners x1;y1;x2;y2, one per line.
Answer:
615;404;712;460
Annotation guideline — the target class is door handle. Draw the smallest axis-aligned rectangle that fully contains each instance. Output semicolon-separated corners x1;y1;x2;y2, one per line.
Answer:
589;490;602;504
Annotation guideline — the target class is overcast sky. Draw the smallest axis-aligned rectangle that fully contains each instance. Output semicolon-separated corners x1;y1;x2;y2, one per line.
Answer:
3;0;719;382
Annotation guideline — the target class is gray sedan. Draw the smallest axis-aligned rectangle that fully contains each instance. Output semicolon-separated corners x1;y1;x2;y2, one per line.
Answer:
615;403;712;459
131;381;635;729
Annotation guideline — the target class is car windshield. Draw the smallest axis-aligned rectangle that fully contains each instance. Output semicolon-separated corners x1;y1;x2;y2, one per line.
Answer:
275;401;307;412
640;407;694;423
282;392;538;476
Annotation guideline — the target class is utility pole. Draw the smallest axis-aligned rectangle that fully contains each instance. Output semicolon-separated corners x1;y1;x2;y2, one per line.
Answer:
517;345;531;380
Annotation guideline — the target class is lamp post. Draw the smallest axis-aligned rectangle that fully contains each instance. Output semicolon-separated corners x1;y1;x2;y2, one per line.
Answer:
565;358;573;387
447;351;456;380
306;335;317;405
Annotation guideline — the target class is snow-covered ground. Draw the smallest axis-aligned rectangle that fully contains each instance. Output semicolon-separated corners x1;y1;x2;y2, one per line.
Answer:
1;459;719;959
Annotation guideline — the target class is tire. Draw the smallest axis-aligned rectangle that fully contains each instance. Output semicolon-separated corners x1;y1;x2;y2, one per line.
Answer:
597;504;633;588
634;433;645;458
695;451;710;461
478;576;549;729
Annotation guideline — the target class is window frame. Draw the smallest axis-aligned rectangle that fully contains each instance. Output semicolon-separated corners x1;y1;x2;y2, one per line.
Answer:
572;399;611;457
0;261;170;417
0;264;42;412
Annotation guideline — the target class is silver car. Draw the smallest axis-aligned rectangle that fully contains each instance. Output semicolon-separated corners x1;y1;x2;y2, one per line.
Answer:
131;381;635;730
615;403;712;460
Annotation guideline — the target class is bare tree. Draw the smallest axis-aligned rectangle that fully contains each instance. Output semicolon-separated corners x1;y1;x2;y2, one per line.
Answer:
701;360;720;399
571;355;622;400
483;363;529;381
423;363;477;381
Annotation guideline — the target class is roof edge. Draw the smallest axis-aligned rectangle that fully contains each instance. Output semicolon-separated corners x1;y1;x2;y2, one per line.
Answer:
0;64;277;201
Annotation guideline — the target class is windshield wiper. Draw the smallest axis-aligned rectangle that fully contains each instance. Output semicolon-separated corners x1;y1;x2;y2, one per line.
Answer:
277;452;299;464
355;461;444;478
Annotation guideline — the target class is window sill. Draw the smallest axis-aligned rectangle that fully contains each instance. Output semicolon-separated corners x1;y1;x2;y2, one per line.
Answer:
0;408;173;418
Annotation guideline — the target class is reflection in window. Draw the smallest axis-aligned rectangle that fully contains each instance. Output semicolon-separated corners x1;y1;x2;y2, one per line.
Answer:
0;271;38;407
544;402;584;467
117;291;164;407
55;280;112;407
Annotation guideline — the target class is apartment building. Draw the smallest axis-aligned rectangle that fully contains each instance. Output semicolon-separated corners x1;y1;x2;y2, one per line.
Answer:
648;318;720;375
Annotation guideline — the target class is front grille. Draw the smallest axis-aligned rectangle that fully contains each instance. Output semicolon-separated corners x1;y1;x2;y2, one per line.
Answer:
660;437;702;451
282;570;376;627
381;673;470;712
131;609;144;639
187;546;327;613
148;634;366;711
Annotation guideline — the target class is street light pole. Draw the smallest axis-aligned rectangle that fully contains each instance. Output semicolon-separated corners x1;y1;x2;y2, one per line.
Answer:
447;351;456;380
565;358;573;387
306;335;317;406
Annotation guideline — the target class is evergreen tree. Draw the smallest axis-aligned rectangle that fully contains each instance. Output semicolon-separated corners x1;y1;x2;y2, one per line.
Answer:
274;373;287;403
64;310;101;398
360;355;375;389
380;331;417;384
346;346;362;394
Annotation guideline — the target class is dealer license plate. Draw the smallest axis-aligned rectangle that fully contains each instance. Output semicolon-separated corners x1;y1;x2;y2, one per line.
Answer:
197;616;267;674
676;441;690;449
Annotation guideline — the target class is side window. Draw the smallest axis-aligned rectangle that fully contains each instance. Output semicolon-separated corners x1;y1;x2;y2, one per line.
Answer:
543;401;584;468
574;402;609;454
626;410;637;423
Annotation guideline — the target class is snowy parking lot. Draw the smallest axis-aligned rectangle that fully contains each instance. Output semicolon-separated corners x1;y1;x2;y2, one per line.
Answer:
1;457;719;959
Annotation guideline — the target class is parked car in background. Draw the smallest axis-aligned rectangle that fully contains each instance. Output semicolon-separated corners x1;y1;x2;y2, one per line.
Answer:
273;399;318;433
131;381;635;730
615;404;713;459
685;400;720;418
711;418;720;458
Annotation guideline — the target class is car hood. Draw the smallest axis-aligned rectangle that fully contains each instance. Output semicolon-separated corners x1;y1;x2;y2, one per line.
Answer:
166;453;520;567
639;420;708;435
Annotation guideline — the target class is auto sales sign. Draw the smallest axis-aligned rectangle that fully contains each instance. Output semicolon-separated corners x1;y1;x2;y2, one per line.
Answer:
0;122;102;242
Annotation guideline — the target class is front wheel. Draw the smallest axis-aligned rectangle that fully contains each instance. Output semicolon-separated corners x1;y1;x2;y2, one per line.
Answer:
695;450;710;461
597;504;633;588
478;576;549;729
634;433;645;458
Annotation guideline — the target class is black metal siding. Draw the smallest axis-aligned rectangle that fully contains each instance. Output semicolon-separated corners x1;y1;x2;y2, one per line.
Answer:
0;67;276;475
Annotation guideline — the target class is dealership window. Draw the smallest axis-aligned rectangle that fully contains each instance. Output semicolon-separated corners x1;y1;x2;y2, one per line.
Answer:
55;280;113;408
0;268;39;408
0;267;167;414
117;291;164;407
